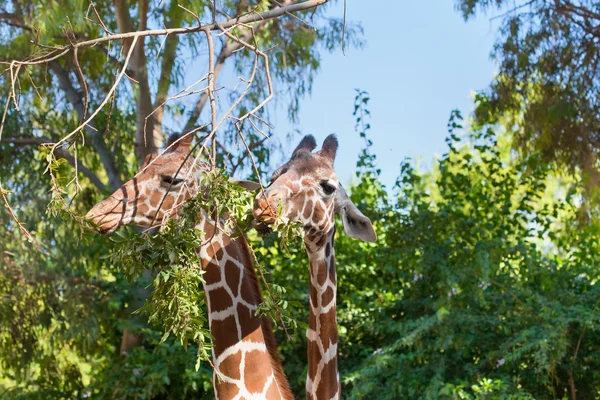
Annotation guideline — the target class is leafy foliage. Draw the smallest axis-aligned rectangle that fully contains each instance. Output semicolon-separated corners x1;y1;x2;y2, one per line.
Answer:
454;0;600;203
0;2;361;397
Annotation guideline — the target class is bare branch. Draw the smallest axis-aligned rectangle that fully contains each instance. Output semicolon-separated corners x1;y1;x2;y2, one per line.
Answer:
0;181;33;241
19;0;328;53
184;0;299;130
48;60;122;189
1;137;105;191
205;29;218;165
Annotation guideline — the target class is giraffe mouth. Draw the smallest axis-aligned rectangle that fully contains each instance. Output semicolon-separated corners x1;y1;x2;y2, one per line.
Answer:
85;210;122;235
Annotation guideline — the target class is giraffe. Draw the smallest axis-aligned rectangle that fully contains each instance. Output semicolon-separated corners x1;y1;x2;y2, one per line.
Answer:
253;134;376;400
85;133;293;400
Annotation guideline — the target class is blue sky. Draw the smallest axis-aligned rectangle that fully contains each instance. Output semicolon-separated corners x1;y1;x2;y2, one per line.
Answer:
171;2;502;187
273;1;501;188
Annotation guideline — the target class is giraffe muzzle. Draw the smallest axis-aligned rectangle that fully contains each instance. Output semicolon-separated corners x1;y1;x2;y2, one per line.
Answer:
252;192;283;236
85;196;127;234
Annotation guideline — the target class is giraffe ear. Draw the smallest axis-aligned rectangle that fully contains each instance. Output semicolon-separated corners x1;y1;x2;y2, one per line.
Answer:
229;178;261;191
318;134;338;164
292;134;317;157
165;132;193;153
334;185;377;242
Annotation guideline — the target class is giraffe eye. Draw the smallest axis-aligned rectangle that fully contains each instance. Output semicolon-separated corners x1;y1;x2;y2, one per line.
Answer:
320;182;336;195
162;176;184;186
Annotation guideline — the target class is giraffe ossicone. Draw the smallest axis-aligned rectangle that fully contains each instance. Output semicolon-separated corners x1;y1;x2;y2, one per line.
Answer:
253;134;376;400
86;132;293;400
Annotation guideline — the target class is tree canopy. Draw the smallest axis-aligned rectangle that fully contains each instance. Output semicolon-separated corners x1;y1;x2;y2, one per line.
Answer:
0;1;599;399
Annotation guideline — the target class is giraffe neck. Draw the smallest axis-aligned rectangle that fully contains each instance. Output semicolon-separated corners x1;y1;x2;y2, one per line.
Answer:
196;215;292;400
305;228;339;400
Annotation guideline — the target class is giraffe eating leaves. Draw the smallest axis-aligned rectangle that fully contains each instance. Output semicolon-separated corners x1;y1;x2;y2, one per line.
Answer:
253;134;376;400
86;133;293;400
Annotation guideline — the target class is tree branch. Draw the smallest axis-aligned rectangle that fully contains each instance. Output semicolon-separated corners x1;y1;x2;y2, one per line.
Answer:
113;0;160;163
2;137;105;191
0;12;33;32
48;60;122;190
184;0;297;130
153;1;185;133
231;136;268;175
26;0;328;51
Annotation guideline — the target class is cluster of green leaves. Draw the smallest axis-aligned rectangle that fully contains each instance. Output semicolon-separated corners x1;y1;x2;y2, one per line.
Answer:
89;328;213;400
108;221;210;369
105;167;307;371
337;113;600;399
454;0;600;205
250;92;600;399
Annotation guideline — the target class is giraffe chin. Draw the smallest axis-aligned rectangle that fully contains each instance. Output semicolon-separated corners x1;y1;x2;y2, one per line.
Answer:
253;220;273;236
97;225;119;235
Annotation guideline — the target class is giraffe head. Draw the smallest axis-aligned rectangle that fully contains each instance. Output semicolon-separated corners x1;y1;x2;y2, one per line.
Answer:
85;133;205;234
253;134;376;246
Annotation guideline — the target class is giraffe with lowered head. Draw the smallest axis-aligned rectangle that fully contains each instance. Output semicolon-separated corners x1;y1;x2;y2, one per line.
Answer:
253;134;377;400
85;133;293;400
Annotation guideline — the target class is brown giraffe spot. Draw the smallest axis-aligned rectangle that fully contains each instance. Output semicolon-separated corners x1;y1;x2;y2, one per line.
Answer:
137;203;150;215
315;356;339;400
309;282;318;308
328;259;337;285
287;207;298;220
321;286;334;307
319;310;338;352
224;260;241;297
206;244;224;262
161;195;174;210
325;242;331;258
316;260;328;287
149;192;161;208
237;304;262;339
308;310;317;330
240;277;258;306
307;340;321;382
214;381;239;399
208;287;233;313
201;261;221;285
303;199;313;219
211;315;239;357
244;349;271;393
218;350;242;380
201;221;217;238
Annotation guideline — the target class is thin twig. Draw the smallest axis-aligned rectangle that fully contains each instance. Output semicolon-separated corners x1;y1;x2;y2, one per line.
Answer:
0;182;33;241
205;29;218;166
